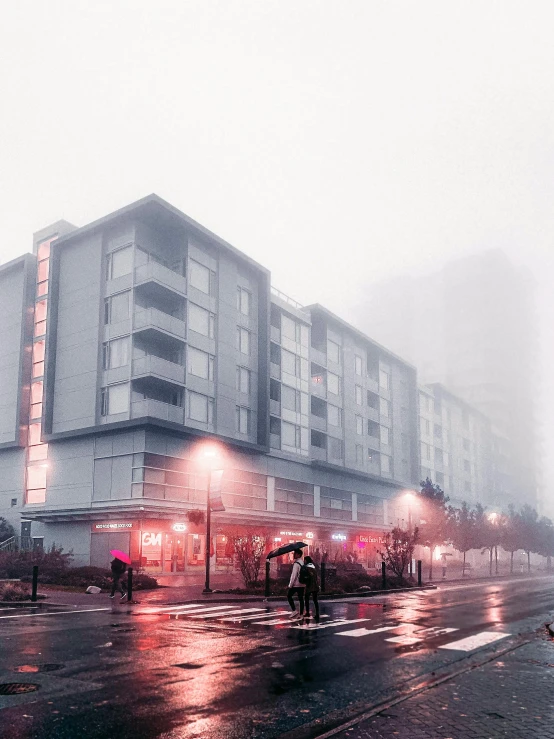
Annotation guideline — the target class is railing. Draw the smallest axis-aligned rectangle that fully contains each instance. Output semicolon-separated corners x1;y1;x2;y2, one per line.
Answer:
0;536;16;552
271;287;304;311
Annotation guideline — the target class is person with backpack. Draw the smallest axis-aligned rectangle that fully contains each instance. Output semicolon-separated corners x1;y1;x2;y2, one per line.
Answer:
287;549;306;620
110;557;128;600
303;555;320;621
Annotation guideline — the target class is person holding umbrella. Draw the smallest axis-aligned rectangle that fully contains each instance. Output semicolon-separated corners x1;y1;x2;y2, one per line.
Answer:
109;549;131;600
287;548;306;620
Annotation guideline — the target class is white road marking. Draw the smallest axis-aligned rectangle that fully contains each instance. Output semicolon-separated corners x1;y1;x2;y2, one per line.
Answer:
292;618;370;631
335;623;412;638
439;631;511;652
414;626;458;637
141;603;211;614
193;608;265;619
169;605;237;618
386;635;423;645
250;615;331;626
221;610;289;622
0;608;110;619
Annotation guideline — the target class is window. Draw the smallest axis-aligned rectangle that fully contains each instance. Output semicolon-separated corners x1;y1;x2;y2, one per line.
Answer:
356;444;364;466
327;372;341;395
236;406;250;434
270;342;281;365
11;498;16;507
381;455;391;474
187;347;214;380
355;385;363;405
237;366;251;394
443;451;450;467
32;340;45;378
236;327;251;355
188;392;214;424
282;349;300;377
327;340;341;364
356;416;364;435
269;378;281;401
236;286;252;316
367;419;379;438
282;421;301;449
355;355;363;376
329;438;343;460
434;424;443;440
420;418;430;435
379;369;389;390
189;303;215;338
328;405;342;427
420;442;431;461
282;385;301;413
379;397;390;418
104;291;130;324
282;315;302;343
34;299;47;337
26;465;47;492
103;337;130;369
270;416;281;435
367;390;379;409
107;246;133;280
101;383;129;415
189;259;213;294
380;426;390;445
435;448;444;465
436;472;444;486
30;381;43;420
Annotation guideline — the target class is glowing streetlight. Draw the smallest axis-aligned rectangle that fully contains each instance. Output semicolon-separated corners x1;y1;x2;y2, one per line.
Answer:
197;443;225;594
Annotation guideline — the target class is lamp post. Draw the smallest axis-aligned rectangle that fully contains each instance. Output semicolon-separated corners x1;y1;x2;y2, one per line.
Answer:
200;445;224;594
488;512;499;576
404;491;416;577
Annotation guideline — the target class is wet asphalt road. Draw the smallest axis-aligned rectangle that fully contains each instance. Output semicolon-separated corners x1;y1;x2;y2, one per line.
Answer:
0;576;553;739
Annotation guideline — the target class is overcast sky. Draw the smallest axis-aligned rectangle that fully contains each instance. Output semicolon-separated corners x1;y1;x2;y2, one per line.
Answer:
1;2;553;505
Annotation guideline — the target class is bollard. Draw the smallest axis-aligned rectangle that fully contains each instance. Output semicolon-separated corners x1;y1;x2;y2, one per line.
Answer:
127;567;133;603
321;562;326;593
31;565;38;603
381;561;386;590
264;559;271;597
417;559;422;587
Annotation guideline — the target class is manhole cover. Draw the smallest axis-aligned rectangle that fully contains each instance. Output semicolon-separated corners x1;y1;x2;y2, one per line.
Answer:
0;683;39;695
14;664;63;673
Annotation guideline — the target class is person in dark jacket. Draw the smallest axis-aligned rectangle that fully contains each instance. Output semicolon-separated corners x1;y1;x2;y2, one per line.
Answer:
303;555;320;621
110;558;127;599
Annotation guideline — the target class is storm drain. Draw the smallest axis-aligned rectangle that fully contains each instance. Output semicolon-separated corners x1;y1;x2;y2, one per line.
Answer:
14;664;64;673
0;683;39;695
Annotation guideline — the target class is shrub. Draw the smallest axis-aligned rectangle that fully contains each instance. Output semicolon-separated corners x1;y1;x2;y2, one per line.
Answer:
21;566;158;590
0;544;72;579
0;582;32;601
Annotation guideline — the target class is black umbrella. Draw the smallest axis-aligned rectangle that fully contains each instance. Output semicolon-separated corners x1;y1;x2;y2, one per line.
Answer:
266;541;308;560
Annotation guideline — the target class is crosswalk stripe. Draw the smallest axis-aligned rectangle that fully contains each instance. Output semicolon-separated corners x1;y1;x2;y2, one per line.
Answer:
221;611;289;622
386;626;458;645
335;624;411;638
143;603;211;614
250;614;331;626
193;608;265;619
169;605;235;618
292;618;370;631
439;631;510;652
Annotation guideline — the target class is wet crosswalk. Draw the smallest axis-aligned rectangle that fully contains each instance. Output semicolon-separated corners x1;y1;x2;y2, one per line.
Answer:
142;602;512;652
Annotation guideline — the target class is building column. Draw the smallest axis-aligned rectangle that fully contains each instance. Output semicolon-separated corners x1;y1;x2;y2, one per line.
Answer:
352;493;358;522
267;476;275;512
314;485;320;517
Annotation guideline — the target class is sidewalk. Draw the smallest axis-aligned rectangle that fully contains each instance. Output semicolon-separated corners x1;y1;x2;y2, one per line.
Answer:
331;634;554;738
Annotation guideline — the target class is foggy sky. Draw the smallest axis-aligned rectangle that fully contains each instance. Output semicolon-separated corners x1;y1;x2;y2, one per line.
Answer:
1;2;553;509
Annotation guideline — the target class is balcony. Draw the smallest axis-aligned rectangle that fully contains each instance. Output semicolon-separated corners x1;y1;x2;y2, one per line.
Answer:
310;346;327;367
270;399;281;416
132;355;185;386
133;308;186;343
311;379;326;399
270;325;281;343
367;406;379;422
131;399;184;424
367;436;381;452
310;445;327;462
310;413;327;433
366;376;379;394
135;262;187;297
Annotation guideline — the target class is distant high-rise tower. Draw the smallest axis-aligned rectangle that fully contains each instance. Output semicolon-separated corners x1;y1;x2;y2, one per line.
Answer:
354;250;539;510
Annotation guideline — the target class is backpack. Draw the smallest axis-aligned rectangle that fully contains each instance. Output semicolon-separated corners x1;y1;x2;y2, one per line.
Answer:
298;563;312;586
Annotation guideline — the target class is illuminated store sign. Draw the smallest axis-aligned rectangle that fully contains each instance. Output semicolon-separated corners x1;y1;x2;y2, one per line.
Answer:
172;523;187;532
93;522;135;531
142;532;162;547
332;533;347;541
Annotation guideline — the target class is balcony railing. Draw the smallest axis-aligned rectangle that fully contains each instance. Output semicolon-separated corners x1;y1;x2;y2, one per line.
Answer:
271;287;304;310
131;399;184;424
134;308;186;340
310;445;327;462
132;355;186;385
135;262;187;295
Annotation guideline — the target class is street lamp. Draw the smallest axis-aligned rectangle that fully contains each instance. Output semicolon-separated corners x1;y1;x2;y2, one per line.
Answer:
488;512;499;575
198;444;225;594
403;491;417;576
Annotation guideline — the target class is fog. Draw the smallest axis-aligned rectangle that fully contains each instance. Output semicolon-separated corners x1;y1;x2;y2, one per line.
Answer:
1;2;552;510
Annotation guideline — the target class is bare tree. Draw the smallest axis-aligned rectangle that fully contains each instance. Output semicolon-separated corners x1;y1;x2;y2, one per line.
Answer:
418;478;449;580
231;534;267;587
380;526;419;581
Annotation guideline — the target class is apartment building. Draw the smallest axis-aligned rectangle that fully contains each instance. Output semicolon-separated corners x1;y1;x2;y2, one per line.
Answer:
0;195;419;579
355;250;540;511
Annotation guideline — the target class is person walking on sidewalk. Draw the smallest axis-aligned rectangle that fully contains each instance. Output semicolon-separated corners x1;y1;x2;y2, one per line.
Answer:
303;555;320;621
110;557;128;600
287;549;306;620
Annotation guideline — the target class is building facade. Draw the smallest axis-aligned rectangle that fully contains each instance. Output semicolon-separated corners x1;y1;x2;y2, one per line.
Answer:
0;196;421;579
354;250;540;512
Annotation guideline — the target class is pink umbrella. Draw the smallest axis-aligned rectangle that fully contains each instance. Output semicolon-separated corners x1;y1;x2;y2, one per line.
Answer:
110;549;131;565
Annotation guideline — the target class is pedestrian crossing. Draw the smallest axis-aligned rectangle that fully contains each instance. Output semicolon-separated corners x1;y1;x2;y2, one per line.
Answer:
145;602;511;652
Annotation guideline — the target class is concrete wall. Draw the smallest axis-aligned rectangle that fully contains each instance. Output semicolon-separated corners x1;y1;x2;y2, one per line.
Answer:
50;233;103;433
0;448;26;529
